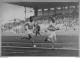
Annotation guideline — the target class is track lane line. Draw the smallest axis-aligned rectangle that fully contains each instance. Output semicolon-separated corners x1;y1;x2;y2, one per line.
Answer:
2;46;78;50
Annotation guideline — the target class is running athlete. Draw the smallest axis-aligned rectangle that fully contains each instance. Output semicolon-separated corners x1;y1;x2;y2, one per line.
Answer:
45;17;57;49
34;23;41;36
21;16;36;47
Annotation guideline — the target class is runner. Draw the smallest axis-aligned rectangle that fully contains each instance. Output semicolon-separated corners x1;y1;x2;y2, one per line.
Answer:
45;17;57;49
34;23;41;36
21;16;36;47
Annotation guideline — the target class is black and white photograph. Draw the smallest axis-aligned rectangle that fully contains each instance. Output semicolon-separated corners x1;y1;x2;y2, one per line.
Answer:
0;1;79;56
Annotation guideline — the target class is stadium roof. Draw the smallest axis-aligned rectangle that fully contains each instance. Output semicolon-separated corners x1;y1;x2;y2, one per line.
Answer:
7;2;79;9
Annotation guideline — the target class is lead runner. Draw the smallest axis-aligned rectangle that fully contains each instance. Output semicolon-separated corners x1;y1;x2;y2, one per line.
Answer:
22;16;36;47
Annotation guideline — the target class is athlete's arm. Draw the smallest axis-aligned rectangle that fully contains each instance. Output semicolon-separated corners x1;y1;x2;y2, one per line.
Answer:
25;22;29;26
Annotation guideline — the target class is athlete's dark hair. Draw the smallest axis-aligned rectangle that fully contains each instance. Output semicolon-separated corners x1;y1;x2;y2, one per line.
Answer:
29;16;33;22
51;17;55;23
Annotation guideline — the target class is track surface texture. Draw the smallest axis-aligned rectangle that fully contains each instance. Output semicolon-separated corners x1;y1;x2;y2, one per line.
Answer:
1;30;79;56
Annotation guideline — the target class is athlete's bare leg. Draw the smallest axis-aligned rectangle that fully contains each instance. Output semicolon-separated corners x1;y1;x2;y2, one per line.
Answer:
52;35;57;49
45;37;48;42
37;31;41;36
28;33;36;47
52;41;55;49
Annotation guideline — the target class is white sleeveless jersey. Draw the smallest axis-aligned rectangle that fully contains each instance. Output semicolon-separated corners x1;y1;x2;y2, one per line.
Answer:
27;21;34;30
25;21;35;34
47;21;56;31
